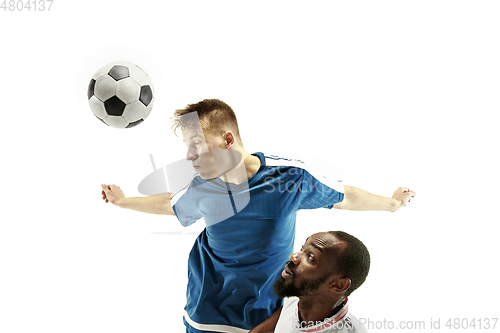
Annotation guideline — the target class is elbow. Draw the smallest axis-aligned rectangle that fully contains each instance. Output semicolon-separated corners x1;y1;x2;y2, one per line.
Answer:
333;198;348;210
334;186;359;210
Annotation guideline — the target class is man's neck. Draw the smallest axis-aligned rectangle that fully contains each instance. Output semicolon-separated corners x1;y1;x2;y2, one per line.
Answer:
297;297;346;326
219;150;260;184
242;152;261;179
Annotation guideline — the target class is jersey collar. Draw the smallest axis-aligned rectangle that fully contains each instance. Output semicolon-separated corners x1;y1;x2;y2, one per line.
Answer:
296;298;349;332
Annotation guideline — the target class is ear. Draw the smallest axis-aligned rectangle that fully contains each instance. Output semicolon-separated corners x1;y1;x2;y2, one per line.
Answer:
330;278;351;293
223;131;235;150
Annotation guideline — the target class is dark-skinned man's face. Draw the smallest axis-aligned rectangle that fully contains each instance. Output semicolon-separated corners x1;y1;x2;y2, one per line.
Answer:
273;232;345;298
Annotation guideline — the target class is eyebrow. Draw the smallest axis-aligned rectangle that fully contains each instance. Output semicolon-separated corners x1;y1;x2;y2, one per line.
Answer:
310;243;324;253
183;134;203;143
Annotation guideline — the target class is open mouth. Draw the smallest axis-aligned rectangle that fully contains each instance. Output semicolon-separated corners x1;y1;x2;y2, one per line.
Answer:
282;264;293;278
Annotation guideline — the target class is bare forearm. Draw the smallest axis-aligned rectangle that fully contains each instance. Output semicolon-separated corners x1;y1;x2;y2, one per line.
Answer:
334;186;398;212
117;193;174;215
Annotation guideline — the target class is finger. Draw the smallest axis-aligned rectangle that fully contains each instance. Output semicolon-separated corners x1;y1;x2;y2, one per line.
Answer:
399;187;409;193
102;184;113;193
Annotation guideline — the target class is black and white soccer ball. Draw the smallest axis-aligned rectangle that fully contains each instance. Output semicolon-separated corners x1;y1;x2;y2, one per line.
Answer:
87;61;154;128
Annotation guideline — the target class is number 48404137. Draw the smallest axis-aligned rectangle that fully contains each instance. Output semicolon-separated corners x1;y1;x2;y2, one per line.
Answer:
1;0;54;11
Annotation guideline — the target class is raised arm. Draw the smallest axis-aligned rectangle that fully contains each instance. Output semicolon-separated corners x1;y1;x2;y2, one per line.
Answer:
101;184;175;215
333;186;415;212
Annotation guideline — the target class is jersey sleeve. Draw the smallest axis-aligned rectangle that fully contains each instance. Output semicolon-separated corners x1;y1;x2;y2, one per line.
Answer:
297;168;345;210
171;184;203;227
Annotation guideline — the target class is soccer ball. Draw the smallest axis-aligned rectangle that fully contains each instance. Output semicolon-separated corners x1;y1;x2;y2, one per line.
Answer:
87;61;155;128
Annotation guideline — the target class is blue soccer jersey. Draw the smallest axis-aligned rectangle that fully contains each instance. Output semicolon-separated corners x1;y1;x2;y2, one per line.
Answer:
171;153;344;333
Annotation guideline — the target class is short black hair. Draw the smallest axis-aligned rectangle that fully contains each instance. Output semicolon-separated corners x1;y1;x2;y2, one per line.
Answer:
329;231;370;297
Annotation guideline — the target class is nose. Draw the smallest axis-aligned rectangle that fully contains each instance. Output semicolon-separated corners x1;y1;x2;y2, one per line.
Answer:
186;146;198;161
289;252;299;265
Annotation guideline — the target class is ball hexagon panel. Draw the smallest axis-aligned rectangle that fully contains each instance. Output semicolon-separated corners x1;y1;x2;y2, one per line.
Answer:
128;64;154;88
123;100;147;123
89;96;107;119
94;75;116;101
116;77;141;104
103;115;129;128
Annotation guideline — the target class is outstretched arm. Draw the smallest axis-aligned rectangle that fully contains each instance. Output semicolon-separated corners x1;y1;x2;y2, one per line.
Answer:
249;306;282;333
333;186;415;212
101;184;175;215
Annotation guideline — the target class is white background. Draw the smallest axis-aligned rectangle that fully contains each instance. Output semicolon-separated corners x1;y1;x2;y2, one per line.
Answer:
1;1;499;332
